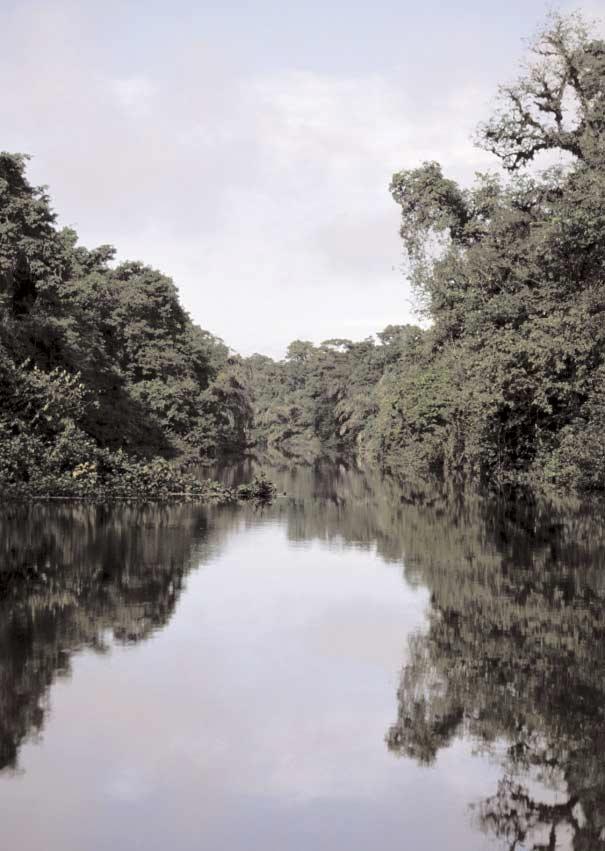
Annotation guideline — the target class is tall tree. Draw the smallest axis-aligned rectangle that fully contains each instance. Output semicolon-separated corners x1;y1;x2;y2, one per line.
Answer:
368;12;605;492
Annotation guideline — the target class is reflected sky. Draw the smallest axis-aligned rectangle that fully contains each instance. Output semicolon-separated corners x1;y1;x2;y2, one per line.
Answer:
0;500;501;850
2;464;604;849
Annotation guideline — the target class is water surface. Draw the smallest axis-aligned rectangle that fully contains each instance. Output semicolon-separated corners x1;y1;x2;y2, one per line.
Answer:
1;461;604;849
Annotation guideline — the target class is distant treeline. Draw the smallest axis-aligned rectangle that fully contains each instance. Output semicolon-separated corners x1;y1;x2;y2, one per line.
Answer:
247;13;605;493
245;328;421;462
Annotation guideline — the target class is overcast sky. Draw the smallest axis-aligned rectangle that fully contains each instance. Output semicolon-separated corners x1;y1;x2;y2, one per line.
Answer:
1;0;602;357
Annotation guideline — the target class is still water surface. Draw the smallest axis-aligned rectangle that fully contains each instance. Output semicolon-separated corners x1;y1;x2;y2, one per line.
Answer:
1;461;605;850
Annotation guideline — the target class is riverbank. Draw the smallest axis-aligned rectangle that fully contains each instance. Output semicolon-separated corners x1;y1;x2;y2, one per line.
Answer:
0;460;276;503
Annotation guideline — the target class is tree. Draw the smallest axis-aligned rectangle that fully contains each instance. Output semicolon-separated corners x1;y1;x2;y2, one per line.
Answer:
0;153;254;493
371;12;605;492
0;153;65;319
478;12;605;170
246;329;416;460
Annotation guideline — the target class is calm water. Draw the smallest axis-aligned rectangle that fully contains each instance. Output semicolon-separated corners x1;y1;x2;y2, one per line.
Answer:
1;461;605;850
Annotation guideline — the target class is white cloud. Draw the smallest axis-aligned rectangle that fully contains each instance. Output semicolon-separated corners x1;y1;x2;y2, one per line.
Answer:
111;76;156;114
0;1;523;357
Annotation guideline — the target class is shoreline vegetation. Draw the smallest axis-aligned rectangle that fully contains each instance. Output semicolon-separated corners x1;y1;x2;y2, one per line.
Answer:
1;468;277;504
246;12;605;496
2;12;605;501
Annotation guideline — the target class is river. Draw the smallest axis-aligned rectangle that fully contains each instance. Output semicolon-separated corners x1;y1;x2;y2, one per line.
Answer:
1;459;604;850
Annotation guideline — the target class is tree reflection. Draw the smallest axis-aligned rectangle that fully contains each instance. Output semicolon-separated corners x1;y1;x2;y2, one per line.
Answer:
386;495;605;850
0;502;222;772
0;465;443;775
222;457;605;849
3;462;605;851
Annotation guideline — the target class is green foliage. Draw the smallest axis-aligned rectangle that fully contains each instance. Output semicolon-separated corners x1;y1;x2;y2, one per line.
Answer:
246;328;418;461
368;12;605;493
477;12;605;170
236;473;277;502
237;17;599;498
0;359;231;499
245;14;605;495
0;153;66;317
0;153;254;496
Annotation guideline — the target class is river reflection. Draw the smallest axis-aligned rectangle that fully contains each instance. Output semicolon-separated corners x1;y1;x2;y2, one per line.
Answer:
1;462;605;850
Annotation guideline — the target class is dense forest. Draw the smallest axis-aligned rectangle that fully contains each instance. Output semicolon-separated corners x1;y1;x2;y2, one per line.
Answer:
246;326;420;462
0;153;253;495
247;13;605;494
2;12;605;496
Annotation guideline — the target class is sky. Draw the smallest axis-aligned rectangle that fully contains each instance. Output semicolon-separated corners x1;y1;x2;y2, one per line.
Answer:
1;0;603;357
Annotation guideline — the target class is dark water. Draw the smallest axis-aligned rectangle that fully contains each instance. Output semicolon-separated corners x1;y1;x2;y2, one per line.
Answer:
1;461;605;850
